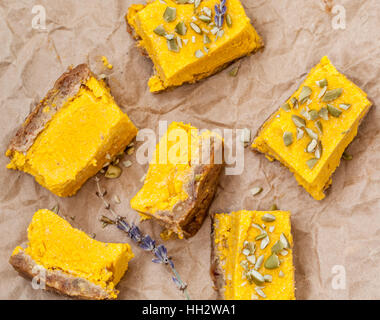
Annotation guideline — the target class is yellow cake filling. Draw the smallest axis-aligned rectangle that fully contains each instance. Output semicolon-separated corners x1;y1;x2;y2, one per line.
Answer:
12;209;134;299
131;121;221;215
127;0;263;92
214;210;295;300
6;77;138;197
252;56;372;200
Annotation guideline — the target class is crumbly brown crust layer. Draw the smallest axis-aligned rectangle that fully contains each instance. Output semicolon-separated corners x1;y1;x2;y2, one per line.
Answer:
7;64;92;154
9;250;114;300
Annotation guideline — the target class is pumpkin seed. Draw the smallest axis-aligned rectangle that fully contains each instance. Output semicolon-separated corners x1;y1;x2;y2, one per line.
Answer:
279;270;285;277
305;127;318;140
167;38;179;52
105;165;122;179
322;88;343;102
306;158;318;169
154;25;166;36
283;131;293;146
163;7;177;22
296;128;304;140
250;187;263;196
270;204;278;211
301;108;311;120
315;141;323;159
255;233;267;241
315;120;323;133
195;49;204;58
327;104;342;117
247;270;265;285
316;79;328;88
269;226;275;233
113;195;121;204
281;103;290;111
260;236;270;250
264;253;280;269
228;66;239;77
226;13;232;27
194;0;201;9
291;115;306;127
51;204;59;214
299;86;312;104
199;14;211;22
309;109;319;121
203;6;212;17
255;287;266;298
247;255;256;265
342;152;353;160
240;260;249;270
175;21;187;35
242;248;250;256
262;213;276;222
190;22;202;34
339;103;351;110
318;85;328;99
291;97;298;109
280;249;288;256
264;274;273;282
306;139;318;153
255;254;264;270
280;233;290;249
245;241;256;255
271;240;285;254
318;107;329;120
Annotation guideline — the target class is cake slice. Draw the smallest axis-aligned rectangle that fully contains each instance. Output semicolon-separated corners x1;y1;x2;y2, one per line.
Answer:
6;64;138;197
126;0;263;92
252;56;372;200
9;209;134;300
130;122;224;239
211;210;295;300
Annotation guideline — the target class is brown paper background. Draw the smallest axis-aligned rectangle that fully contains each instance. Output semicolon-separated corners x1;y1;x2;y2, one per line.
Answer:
0;0;379;300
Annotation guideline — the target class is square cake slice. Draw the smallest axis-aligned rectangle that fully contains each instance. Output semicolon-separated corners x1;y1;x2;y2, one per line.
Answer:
126;0;263;92
211;210;295;300
9;209;134;300
252;56;372;200
130;122;224;239
6;64;138;197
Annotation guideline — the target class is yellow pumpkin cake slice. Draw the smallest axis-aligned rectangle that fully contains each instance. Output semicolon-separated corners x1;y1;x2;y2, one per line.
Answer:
126;0;263;92
252;56;372;200
130;122;224;239
9;209;134;300
6;64;138;197
211;210;295;300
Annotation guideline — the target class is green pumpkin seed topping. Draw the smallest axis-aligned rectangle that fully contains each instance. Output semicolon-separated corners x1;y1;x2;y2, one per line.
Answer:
327;104;342;117
105;165;122;179
316;79;328;88
305;127;318;140
255;287;266;298
203;6;212;17
279;270;285;277
339;103;351;110
154;25;167;36
175;21;187;35
246;270;265;285
309;109;319;121
262;213;276;222
296;128;304;140
291;115;306;127
322;88;343;102
245;241;256;255
280;233;290;249
283;131;293;146
255;254;264;270
318;85;328;99
299;86;312;104
315;141;323;159
270;204;278;211
280;103;290;112
319;107;329;120
226;13;232;27
167;38;179;52
260;236;270;250
264;274;273;282
247;255;256;265
242;248;250;256
199;14;211;22
194;0;201;9
203;34;211;44
271;240;285;254
190;22;202;34
264;253;280;269
163;7;177;22
315;120;323;133
250;187;263;196
291;97;298;109
240;260;249;270
306;158;318;169
255;233;267;241
306;139;318;153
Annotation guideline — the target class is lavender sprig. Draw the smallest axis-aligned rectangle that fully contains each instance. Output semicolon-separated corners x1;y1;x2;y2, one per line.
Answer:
95;176;190;300
214;0;227;28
